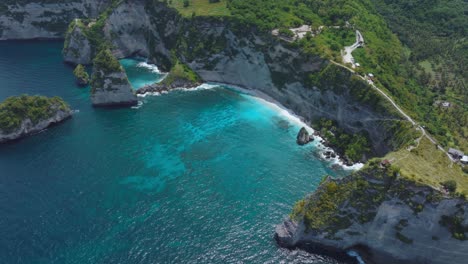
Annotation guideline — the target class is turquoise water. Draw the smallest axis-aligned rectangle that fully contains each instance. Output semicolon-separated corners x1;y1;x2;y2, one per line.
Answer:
120;58;166;89
0;41;351;264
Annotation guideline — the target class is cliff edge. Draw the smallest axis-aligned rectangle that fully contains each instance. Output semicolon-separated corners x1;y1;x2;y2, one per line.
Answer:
275;160;468;264
90;49;137;107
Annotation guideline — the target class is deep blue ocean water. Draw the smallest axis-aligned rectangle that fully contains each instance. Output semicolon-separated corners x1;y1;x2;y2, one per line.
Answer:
0;41;352;264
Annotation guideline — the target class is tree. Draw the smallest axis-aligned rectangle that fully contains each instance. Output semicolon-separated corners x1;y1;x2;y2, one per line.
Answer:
442;180;457;193
183;0;189;8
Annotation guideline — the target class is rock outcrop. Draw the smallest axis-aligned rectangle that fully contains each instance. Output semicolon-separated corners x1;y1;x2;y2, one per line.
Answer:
63;20;92;65
0;95;72;143
275;160;468;264
297;127;313;145
0;0;110;40
90;49;137;106
62;0;407;155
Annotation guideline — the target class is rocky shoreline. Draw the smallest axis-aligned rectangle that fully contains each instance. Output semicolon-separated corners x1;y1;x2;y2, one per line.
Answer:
136;78;202;96
0;96;73;143
275;161;468;264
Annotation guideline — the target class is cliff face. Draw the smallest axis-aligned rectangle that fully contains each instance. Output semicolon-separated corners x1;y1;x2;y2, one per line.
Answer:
90;49;137;107
275;161;468;264
0;0;110;40
63;20;92;64
63;0;404;155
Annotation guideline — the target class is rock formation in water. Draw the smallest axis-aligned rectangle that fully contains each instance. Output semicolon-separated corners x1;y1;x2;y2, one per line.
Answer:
73;64;89;87
90;49;137;106
275;160;468;264
59;0;410;156
296;127;312;145
63;20;93;65
0;95;72;143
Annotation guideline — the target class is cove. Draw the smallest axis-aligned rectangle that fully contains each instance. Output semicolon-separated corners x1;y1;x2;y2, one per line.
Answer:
0;41;351;263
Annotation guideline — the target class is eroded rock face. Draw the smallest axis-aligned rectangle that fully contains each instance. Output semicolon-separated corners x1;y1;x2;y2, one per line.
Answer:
91;71;137;107
63;1;404;155
297;127;312;145
63;20;92;65
0;0;110;40
275;163;468;264
90;50;137;107
0;99;72;143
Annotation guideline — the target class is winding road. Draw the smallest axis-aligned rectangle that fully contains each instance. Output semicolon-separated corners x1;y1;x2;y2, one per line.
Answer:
329;59;449;157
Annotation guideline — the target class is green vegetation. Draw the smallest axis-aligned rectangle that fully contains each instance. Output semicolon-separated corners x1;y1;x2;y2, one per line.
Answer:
314;118;371;162
441;180;457;194
0;95;70;133
161;58;201;85
395;232;413;244
167;0;230;17
291;160;400;233
73;64;89;86
90;49;124;92
371;0;468;151
440;214;468;241
385;137;468;194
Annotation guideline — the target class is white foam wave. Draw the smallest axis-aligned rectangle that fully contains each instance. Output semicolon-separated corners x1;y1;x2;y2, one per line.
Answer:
175;83;220;92
212;82;363;171
136;61;162;73
131;100;144;109
347;250;366;264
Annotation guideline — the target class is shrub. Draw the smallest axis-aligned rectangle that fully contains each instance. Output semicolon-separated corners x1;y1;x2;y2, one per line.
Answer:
441;180;457;193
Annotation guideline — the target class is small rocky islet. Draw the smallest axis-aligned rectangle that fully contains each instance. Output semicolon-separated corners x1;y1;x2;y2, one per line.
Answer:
0;95;72;143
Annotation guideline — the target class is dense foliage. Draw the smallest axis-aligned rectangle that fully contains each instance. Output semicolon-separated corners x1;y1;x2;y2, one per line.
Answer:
315;118;371;162
372;0;468;151
161;57;201;85
165;0;467;151
0;95;70;133
73;64;90;85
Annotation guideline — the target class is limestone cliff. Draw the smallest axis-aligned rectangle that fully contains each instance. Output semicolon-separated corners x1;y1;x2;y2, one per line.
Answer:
275;160;468;264
90;49;137;106
63;0;407;155
0;0;110;40
0;95;72;143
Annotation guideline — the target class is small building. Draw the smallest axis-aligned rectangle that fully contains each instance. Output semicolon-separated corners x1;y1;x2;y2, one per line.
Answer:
461;156;468;165
448;148;464;160
441;102;451;108
355;63;361;67
367;73;375;81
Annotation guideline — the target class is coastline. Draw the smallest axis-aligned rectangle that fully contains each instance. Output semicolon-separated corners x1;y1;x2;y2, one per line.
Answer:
136;79;363;171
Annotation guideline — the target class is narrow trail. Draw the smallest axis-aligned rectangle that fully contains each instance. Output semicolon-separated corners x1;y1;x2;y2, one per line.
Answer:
329;59;451;160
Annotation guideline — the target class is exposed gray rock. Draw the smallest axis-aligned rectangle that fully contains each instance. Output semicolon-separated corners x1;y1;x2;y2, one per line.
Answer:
63;20;92;65
0;0;110;40
0;107;72;143
275;165;468;264
297;127;312;145
91;71;137;107
90;50;137;107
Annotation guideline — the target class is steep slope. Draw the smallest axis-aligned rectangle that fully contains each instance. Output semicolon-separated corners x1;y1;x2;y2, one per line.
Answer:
276;160;468;264
90;49;137;106
63;0;411;156
0;0;111;40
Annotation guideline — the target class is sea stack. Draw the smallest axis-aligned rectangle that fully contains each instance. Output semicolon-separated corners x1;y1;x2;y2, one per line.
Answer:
0;95;72;143
90;49;137;107
73;64;89;87
296;127;313;145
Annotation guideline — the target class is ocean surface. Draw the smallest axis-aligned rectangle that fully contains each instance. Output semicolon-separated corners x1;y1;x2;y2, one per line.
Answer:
0;41;354;264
